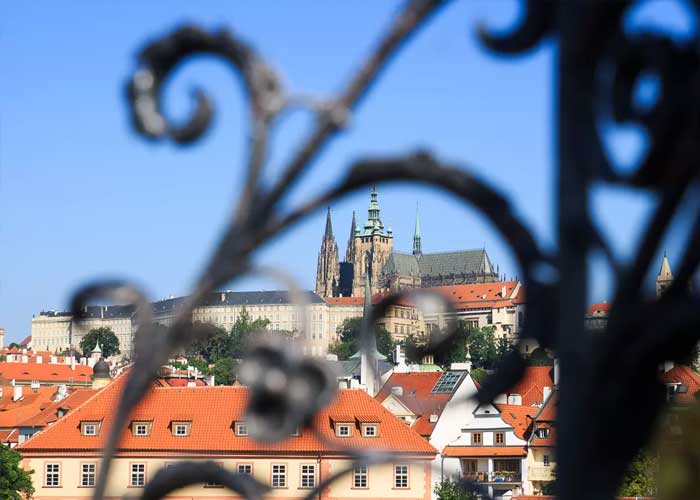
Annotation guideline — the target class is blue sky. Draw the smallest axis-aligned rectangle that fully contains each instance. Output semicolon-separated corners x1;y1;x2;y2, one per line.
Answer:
1;1;693;344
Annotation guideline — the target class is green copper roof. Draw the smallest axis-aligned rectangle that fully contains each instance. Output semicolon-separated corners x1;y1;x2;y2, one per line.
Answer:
361;185;389;237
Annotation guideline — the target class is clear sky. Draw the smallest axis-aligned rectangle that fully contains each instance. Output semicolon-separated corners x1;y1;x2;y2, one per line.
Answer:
1;1;693;344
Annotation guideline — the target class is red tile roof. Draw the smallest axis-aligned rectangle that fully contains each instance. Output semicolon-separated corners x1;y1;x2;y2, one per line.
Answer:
587;302;611;315
325;296;364;306
506;366;554;406
0;428;18;444
426;281;524;310
19;376;436;456
496;404;539;440
154;378;207;387
376;372;452;437
443;446;526;457
19;336;32;347
0;386;59;427
18;389;97;428
658;364;700;403
0;362;92;384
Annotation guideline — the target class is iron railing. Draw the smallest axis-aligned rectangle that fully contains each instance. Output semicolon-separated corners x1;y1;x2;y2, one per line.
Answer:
61;1;700;499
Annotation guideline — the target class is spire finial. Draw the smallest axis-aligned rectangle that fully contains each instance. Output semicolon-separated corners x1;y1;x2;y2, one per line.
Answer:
323;206;334;240
413;204;422;256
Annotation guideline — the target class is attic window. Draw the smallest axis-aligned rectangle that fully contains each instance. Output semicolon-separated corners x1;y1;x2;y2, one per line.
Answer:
537;428;550;439
336;424;352;437
132;421;151;437
81;421;100;436
235;422;248;436
172;421;191;437
362;424;378;437
432;371;464;394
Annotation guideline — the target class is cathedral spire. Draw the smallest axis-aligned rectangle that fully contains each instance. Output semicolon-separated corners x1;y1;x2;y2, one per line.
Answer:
345;211;357;263
323;206;334;240
413;205;422;256
656;252;674;297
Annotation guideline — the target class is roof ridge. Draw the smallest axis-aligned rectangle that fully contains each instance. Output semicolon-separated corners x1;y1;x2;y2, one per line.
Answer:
420;249;485;256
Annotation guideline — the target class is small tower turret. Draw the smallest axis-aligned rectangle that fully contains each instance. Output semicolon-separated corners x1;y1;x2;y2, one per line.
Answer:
656;252;674;297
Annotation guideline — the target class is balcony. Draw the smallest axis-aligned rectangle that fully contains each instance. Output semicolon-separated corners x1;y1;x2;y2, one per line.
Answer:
528;466;555;481
463;471;522;483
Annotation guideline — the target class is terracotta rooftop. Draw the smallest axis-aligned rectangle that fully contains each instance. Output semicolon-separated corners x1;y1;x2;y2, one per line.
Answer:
0;386;58;427
587;302;612;315
443;445;526;457
0;362;92;383
506;366;555;406
658;364;700;403
376;372;453;437
18;388;97;428
19;376;436;456
426;281;524;310
496;404;539;440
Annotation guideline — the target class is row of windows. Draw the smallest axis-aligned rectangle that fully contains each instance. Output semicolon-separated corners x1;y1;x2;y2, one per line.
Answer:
85;420;302;438
335;422;378;437
471;431;506;445
43;462;411;489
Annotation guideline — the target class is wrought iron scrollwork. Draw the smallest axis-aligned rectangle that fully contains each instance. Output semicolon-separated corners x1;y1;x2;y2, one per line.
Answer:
73;1;700;500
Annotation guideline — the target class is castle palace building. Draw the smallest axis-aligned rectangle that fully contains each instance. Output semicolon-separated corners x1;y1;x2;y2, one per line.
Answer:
316;186;500;298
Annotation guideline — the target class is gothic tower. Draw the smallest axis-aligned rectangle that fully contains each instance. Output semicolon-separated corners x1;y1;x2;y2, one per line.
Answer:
413;206;422;256
345;211;357;263
351;186;393;296
315;207;340;297
656;252;673;297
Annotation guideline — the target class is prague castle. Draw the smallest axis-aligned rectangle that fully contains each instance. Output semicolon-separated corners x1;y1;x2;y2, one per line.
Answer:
315;186;500;298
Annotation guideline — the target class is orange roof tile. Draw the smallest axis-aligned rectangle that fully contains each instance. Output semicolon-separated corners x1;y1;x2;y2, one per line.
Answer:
0;362;92;384
443;446;526;457
376;372;452;437
18;389;97;428
506;366;554;406
0;428;18;444
426;281;523;309
325;297;364;306
496;404;538;440
659;364;700;403
19;376;436;456
587;302;612;315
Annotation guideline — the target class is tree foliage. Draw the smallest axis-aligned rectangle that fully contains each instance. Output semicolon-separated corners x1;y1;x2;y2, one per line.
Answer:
618;449;657;497
404;323;510;370
434;480;478;500
0;445;34;500
79;327;121;358
328;317;395;361
528;347;554;366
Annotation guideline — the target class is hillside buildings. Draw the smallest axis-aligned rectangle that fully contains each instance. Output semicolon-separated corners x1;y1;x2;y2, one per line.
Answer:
19;375;437;500
316;186;501;298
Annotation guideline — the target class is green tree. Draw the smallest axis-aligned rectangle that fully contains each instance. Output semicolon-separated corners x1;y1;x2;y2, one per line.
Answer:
328;317;395;361
618;449;657;497
467;325;499;369
212;357;238;386
79;327;121;358
528;347;554;366
434;479;478;500
8;342;19;349
0;444;34;500
470;367;489;384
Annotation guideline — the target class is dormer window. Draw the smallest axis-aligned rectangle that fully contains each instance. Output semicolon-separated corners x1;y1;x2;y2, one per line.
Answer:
235;422;248;436
132;421;151;437
172;421;191;437
336;424;352;437
362;424;378;437
81;421;100;436
536;428;550;439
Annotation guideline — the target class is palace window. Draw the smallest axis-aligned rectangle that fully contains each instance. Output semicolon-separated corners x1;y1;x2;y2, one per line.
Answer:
394;464;409;489
336;424;352;437
45;463;60;487
81;463;96;487
495;432;505;445
237;464;253;476
271;464;286;488
300;464;316;488
353;465;368;488
130;463;146;487
471;432;482;445
543;455;551;467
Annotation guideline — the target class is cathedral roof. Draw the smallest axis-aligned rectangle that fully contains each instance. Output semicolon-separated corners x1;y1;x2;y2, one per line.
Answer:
383;249;496;279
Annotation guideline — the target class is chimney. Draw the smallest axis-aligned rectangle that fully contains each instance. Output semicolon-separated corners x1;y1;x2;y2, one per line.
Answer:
50;356;57;364
36;355;43;364
553;358;560;386
0;387;3;398
205;375;215;386
71;357;76;371
31;381;40;392
13;385;23;401
502;285;507;298
221;292;226;302
187;381;196;387
543;386;552;402
391;386;404;397
429;414;439;423
662;360;674;373
21;354;28;363
507;394;522;405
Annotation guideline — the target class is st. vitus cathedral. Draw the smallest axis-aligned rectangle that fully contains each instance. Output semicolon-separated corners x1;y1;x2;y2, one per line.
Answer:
315;186;500;298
